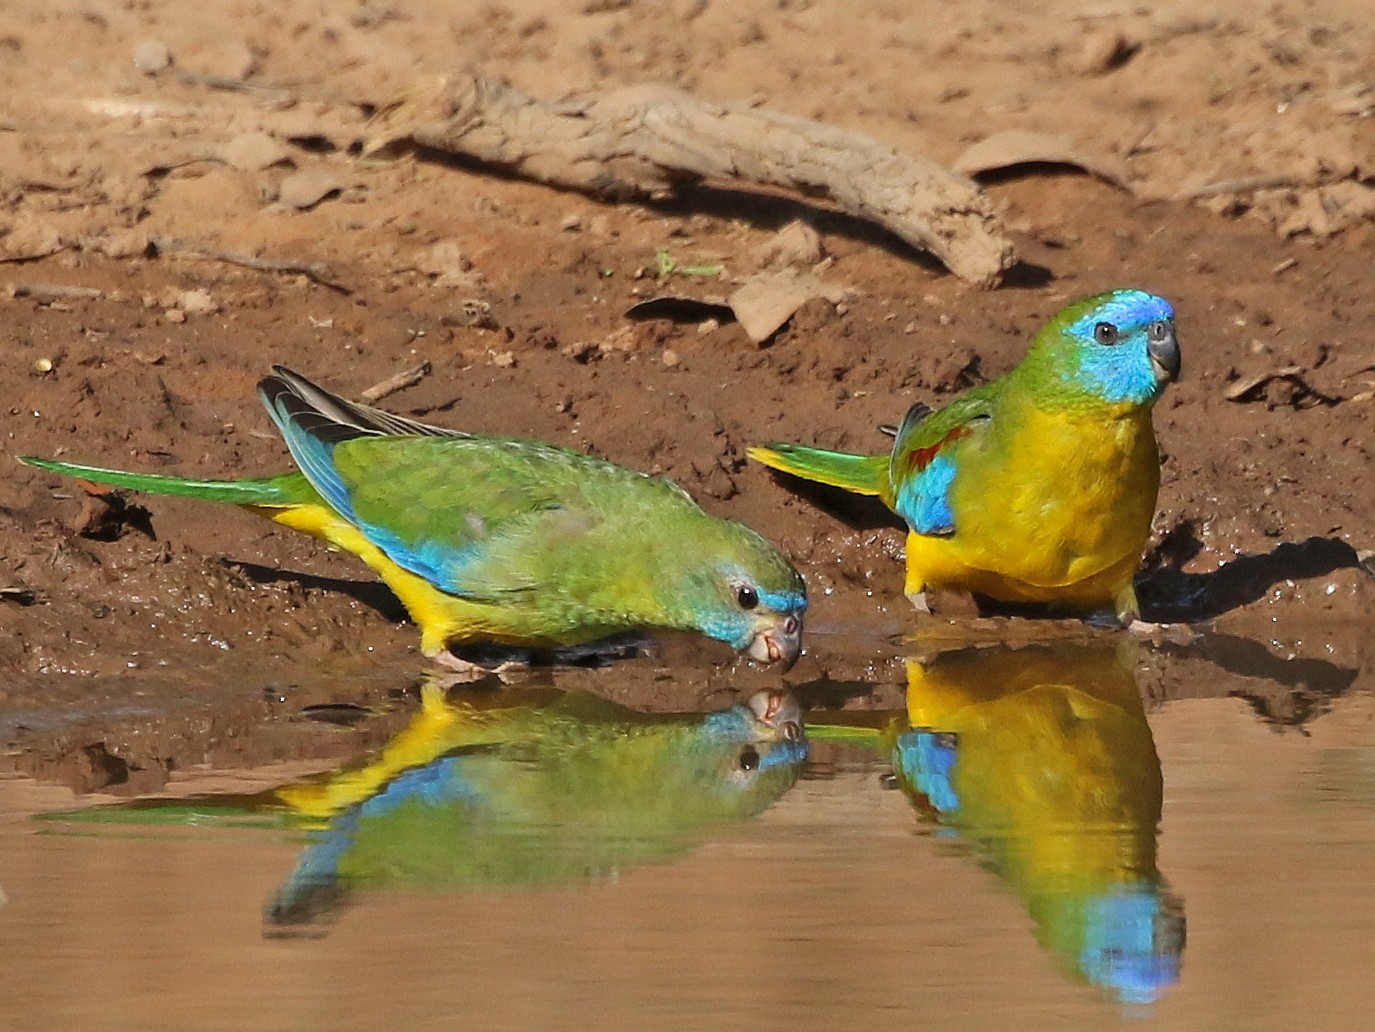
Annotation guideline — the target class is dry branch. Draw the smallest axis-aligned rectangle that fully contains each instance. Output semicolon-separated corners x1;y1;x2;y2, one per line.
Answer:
149;237;352;293
366;75;1015;286
360;361;432;403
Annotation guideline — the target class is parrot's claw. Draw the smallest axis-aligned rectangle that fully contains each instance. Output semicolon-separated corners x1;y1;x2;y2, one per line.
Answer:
431;649;515;682
906;589;932;614
1124;619;1199;647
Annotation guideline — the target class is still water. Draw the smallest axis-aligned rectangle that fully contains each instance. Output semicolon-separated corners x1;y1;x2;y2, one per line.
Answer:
3;632;1375;1031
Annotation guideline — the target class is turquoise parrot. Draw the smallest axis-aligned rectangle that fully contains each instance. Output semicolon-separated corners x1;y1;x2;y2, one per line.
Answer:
890;637;1183;1004
21;367;807;668
749;290;1181;624
42;683;809;929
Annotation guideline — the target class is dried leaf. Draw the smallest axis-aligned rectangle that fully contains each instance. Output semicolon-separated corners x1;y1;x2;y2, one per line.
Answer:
727;267;849;343
625;295;734;322
953;129;1131;191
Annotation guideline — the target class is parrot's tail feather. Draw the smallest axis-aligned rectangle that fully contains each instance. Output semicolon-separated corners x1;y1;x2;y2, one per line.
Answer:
18;457;312;507
747;444;887;497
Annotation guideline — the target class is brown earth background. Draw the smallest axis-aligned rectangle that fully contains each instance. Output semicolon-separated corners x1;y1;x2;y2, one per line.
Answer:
2;0;1374;785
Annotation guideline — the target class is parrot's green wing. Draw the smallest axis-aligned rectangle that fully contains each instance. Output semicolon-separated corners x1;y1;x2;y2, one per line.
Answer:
259;368;694;603
888;384;999;537
331;436;687;603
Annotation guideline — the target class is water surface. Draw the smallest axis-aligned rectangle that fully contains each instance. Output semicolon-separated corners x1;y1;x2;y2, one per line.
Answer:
3;631;1375;1031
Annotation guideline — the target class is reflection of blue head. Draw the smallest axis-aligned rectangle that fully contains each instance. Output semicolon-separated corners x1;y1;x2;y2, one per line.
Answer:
1078;885;1185;1005
893;729;960;814
890;727;1184;1005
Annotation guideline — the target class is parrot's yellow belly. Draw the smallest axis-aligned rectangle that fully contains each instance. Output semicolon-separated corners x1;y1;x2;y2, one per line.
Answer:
247;503;559;657
903;403;1160;620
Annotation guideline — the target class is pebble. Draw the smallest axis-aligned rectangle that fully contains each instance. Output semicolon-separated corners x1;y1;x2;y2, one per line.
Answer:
133;40;171;74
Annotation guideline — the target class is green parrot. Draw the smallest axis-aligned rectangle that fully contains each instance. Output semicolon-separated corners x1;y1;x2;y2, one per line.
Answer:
749;290;1181;624
889;637;1183;1004
20;367;806;668
41;682;808;931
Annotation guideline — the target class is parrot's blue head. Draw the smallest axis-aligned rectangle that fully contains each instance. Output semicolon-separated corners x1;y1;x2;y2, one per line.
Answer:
682;533;807;669
1030;289;1180;408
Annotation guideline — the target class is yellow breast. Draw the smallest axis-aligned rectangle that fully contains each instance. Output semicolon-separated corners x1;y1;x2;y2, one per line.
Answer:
904;398;1160;614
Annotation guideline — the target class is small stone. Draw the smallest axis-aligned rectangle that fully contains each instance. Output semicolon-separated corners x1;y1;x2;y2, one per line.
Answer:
278;168;345;211
220;132;291;173
662;349;680;367
163;308;187;324
1070;29;1137;75
490;350;516;368
134;40;171;74
34;357;54;373
178;288;217;315
560;213;583;232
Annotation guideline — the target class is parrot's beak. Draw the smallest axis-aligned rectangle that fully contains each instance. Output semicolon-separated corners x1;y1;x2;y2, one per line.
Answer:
746;614;803;670
745;688;805;742
1148;326;1181;385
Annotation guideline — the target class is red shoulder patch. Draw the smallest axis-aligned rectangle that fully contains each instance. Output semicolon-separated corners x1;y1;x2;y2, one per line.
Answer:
902;424;973;476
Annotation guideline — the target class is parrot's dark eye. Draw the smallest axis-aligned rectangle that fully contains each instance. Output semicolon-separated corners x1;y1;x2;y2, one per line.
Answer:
1148;320;1171;341
1094;322;1120;345
739;746;760;772
736;585;759;610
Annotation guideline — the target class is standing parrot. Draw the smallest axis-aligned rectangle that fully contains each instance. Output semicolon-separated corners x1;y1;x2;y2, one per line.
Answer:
20;367;806;668
748;290;1181;624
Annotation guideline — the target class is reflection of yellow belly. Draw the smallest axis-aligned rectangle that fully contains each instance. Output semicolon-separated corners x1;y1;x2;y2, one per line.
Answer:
904;641;1161;892
904;401;1159;616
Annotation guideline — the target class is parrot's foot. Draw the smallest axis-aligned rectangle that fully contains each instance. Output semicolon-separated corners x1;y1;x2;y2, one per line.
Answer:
431;632;655;679
906;589;931;613
1124;619;1199;647
430;649;522;682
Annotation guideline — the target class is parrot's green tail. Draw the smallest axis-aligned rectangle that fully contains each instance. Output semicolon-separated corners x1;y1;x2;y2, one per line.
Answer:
746;444;887;497
18;456;314;507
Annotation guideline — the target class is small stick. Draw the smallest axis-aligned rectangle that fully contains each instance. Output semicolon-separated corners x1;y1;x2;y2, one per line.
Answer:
359;361;432;403
149;236;352;293
8;282;104;301
1177;173;1304;200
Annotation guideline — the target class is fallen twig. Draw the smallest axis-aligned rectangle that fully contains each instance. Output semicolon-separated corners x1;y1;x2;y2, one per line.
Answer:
0;585;37;606
359;361;432;403
1177;173;1308;200
149;236;352;293
8;282;104;301
365;75;1015;286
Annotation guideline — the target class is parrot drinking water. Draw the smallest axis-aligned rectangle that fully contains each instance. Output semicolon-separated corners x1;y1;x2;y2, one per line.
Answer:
748;290;1180;624
22;367;807;668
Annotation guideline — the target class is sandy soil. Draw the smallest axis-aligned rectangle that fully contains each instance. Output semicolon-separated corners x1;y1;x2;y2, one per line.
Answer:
2;0;1374;782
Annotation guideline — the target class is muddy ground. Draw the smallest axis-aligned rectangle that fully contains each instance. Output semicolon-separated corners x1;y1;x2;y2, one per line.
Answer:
1;0;1373;788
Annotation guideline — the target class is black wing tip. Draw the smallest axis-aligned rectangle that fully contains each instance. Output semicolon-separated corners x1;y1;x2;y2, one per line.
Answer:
257;365;316;398
257;368;369;448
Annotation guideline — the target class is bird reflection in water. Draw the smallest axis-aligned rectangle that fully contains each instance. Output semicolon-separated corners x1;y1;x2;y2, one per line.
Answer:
888;636;1184;1004
266;681;808;930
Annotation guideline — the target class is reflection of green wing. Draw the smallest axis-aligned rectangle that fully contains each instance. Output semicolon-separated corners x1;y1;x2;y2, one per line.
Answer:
892;639;1183;1005
39;683;809;933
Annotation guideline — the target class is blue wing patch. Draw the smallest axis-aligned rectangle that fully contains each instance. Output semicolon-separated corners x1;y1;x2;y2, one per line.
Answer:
894;453;959;536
